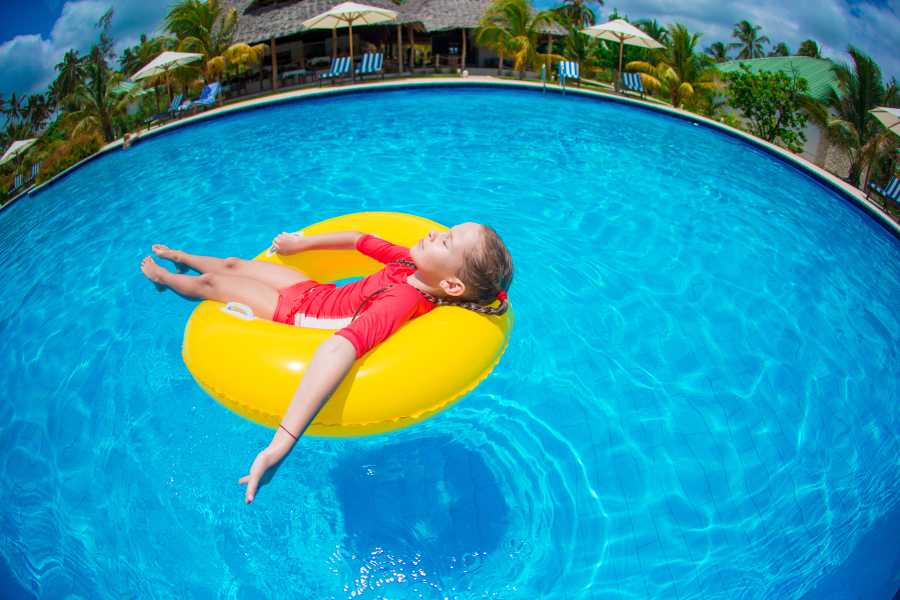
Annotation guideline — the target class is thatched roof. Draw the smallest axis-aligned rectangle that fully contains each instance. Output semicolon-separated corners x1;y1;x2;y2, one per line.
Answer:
394;0;567;34
225;0;568;43
224;0;402;45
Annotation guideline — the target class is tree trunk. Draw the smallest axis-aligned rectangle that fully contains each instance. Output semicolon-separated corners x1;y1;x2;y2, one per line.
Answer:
497;51;503;76
270;37;278;93
407;24;415;74
397;24;403;75
461;28;467;69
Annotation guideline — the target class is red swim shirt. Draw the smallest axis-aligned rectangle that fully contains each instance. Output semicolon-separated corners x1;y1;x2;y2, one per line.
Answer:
289;234;434;359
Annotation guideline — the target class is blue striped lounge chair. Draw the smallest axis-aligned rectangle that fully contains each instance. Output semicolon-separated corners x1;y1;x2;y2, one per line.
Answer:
867;176;900;210
9;173;23;194
24;162;40;185
623;72;648;98
559;61;580;90
180;83;221;114
319;57;352;87
144;94;184;128
354;53;384;81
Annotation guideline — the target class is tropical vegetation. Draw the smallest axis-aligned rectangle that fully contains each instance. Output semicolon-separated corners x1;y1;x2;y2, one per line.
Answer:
474;0;558;79
626;23;722;109
801;46;895;187
727;65;809;152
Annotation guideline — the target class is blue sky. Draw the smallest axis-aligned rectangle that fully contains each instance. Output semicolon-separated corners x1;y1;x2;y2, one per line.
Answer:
1;0;898;99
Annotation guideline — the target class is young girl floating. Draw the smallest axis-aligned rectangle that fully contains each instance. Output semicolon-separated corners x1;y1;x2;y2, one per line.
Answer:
140;223;514;503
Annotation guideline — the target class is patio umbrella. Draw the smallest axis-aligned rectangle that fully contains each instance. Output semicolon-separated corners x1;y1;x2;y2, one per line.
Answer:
581;19;665;92
0;138;37;171
871;107;900;135
871;107;900;174
301;2;398;82
130;51;203;105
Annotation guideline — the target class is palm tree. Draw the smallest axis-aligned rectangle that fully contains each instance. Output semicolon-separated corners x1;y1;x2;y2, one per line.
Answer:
475;0;557;79
634;19;670;46
3;92;26;127
797;39;824;59
26;94;49;131
728;20;769;60
801;46;887;187
768;42;790;57
703;41;729;63
554;0;602;30
54;49;87;99
626;23;722;109
562;30;597;80
64;60;135;142
163;0;265;85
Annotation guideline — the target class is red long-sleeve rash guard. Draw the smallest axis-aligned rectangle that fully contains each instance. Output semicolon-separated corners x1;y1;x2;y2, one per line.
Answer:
291;234;434;360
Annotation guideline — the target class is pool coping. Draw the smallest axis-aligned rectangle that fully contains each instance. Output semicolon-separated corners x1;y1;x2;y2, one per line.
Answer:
13;76;900;241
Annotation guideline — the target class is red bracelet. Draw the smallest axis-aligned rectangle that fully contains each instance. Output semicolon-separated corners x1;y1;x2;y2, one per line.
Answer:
279;424;299;441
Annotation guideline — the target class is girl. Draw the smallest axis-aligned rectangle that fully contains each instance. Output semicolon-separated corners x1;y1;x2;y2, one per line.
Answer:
140;223;514;503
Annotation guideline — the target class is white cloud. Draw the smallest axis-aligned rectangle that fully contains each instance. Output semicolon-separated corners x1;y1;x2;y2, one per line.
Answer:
0;0;168;96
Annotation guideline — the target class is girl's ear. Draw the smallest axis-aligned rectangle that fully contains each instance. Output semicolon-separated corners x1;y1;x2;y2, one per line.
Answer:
440;278;466;297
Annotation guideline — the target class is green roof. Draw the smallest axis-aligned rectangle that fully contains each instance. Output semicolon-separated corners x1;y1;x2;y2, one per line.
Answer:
716;56;839;101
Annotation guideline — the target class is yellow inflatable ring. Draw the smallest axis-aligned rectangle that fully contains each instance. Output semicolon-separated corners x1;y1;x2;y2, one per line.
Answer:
182;212;513;437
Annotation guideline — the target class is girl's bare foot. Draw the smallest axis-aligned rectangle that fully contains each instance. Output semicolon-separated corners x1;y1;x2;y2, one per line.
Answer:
141;256;169;292
152;244;189;273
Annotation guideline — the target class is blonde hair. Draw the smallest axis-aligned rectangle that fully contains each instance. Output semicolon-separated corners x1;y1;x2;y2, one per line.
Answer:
412;225;514;316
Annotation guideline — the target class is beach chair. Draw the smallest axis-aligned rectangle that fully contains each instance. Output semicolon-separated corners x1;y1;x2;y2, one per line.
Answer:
179;83;221;115
623;72;648;98
354;53;384;81
280;68;314;86
8;173;23;195
867;176;900;210
559;61;580;91
24;163;40;185
144;94;184;128
318;57;352;87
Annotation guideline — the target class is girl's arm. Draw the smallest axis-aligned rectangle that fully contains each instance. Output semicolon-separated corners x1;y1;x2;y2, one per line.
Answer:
238;335;357;503
271;230;365;255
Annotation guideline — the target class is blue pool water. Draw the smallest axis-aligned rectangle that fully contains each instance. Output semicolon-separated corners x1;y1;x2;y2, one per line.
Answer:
2;87;900;599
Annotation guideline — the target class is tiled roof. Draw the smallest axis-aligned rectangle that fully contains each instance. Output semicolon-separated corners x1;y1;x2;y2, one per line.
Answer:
224;0;402;45
716;56;839;102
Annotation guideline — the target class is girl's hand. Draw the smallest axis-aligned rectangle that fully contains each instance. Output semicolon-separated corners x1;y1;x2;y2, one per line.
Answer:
271;231;305;255
239;447;281;504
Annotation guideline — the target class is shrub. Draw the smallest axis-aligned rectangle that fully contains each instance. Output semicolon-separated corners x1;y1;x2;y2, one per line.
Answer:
36;132;105;185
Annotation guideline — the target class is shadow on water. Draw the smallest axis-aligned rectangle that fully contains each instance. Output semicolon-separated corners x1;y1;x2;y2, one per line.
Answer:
329;435;507;598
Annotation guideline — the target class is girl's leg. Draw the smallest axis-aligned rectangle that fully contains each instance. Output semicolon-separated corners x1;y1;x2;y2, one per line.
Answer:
141;256;280;320
152;244;310;291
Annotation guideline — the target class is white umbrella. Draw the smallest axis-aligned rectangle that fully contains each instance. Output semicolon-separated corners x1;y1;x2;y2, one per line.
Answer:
871;107;900;135
130;51;203;104
581;19;665;92
871;107;900;174
0;139;37;167
301;2;398;82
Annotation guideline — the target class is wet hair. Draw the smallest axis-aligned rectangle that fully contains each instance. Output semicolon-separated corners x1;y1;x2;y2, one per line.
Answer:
410;224;514;316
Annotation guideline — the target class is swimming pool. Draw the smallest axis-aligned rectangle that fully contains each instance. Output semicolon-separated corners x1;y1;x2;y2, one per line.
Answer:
2;86;900;599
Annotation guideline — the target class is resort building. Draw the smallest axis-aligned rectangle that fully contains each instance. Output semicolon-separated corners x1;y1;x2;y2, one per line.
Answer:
223;0;566;96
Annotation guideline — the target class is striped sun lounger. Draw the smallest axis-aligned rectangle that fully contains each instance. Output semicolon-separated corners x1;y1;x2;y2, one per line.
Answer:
24;163;40;185
559;61;580;92
180;83;221;114
144;94;184;128
9;173;23;194
867;176;900;208
354;53;384;81
623;72;648;98
319;57;352;87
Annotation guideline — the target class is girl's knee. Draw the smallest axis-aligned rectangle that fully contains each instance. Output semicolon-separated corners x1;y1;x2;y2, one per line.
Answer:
223;257;242;271
198;272;217;288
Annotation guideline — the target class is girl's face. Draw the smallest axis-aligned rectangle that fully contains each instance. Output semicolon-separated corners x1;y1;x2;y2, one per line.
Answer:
409;222;482;297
